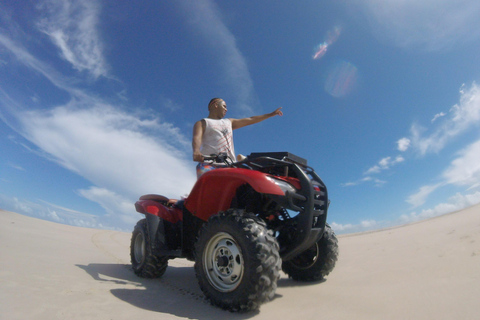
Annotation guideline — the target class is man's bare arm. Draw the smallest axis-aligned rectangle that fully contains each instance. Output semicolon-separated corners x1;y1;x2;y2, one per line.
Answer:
230;107;283;130
192;120;205;162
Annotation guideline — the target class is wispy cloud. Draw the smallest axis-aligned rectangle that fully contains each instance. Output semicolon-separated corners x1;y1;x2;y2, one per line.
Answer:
333;190;480;234
406;183;443;208
330;218;384;234
177;0;256;114
431;112;446;123
0;194;110;229
7;163;26;171
401;83;480;156
354;0;480;50
406;138;480;208
442;139;480;188
2;102;196;229
345;82;480;192
0;1;197;230
397;137;411;152
78;187;139;226
364;155;405;175
36;0;109;79
399;83;480;207
342;155;403;187
402;191;480;224
0;33;73;92
341;176;386;188
18;103;195;193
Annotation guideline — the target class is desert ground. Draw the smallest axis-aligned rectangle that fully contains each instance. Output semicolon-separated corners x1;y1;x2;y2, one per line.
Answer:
1;204;479;320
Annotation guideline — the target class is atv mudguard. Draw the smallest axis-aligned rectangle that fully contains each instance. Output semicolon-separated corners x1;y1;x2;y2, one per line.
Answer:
185;167;284;221
135;198;183;253
135;199;182;224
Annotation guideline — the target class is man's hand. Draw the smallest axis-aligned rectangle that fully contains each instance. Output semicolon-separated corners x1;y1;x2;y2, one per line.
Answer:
271;107;283;117
193;151;204;162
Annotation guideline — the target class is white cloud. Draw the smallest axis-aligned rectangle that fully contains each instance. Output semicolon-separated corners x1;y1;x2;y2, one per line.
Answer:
364;165;380;175
341;176;386;188
401;191;480;224
354;0;480;50
431;112;446;123
409;83;480;156
330;219;381;234
442;139;480;188
361;220;377;228
78;187;138;227
333;190;480;234
17;104;196;203
36;0;109;79
0;194;111;229
160;96;183;112
329;222;354;233
406;183;442;208
7;163;26;171
364;155;405;175
0;6;196;230
0;33;72;92
406;138;480;208
397;138;410;152
177;0;256;114
378;157;391;168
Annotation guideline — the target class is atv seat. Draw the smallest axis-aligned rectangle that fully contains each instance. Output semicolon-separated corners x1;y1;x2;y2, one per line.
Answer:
139;194;184;210
139;194;169;203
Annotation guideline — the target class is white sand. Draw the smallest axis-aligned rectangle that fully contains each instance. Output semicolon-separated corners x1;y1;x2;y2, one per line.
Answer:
1;204;479;319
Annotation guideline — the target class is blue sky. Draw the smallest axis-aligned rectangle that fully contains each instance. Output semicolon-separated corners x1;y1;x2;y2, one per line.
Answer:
1;0;480;233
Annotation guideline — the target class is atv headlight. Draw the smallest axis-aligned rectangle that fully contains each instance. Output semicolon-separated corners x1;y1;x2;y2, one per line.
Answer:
266;176;297;194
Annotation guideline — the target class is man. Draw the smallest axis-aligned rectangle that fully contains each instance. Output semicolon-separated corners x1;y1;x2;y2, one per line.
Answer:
192;98;283;177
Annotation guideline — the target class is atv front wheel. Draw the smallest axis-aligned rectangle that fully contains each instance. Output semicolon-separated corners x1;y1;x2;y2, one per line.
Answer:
130;219;168;278
282;224;338;282
195;209;281;312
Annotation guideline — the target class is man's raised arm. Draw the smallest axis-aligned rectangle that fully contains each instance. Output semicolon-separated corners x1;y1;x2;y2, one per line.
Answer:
230;107;283;130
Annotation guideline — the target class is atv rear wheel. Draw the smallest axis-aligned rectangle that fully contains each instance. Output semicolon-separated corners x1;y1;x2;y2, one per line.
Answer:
130;219;168;278
282;224;338;282
195;209;281;312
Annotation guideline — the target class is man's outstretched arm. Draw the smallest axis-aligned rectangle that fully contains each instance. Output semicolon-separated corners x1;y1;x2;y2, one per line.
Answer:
230;107;283;130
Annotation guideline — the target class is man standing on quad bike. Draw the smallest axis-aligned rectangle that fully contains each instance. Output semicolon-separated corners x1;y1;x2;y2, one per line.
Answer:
192;98;283;177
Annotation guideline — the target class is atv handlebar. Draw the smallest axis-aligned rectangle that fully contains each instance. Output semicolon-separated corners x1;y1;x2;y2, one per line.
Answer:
202;153;234;165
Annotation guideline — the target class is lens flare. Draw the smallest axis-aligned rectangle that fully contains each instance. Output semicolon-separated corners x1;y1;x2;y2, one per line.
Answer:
324;60;358;98
313;26;341;60
313;43;328;60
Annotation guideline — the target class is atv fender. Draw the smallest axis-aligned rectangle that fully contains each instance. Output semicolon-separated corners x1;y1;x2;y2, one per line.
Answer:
135;199;182;224
135;199;183;252
185;167;284;221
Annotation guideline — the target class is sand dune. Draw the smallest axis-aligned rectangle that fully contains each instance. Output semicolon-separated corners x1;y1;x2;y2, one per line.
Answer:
1;204;479;320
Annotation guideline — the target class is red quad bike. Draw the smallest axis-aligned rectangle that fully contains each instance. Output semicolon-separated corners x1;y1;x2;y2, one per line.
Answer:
130;152;338;312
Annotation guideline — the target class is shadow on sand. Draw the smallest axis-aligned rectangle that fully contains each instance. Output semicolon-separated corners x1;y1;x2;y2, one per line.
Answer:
77;263;264;319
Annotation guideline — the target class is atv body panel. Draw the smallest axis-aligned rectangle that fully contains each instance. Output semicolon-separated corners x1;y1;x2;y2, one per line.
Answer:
185;167;284;221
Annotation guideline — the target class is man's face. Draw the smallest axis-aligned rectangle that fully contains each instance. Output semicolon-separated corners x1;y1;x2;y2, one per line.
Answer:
217;100;227;117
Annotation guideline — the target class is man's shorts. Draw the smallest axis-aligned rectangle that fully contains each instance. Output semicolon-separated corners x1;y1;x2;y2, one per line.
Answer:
196;162;225;179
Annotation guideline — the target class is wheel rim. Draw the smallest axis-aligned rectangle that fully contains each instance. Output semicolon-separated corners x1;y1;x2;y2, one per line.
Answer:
203;232;244;292
290;243;319;269
133;232;146;264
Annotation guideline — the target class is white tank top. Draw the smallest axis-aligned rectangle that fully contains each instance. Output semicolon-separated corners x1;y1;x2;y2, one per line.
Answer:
201;118;235;161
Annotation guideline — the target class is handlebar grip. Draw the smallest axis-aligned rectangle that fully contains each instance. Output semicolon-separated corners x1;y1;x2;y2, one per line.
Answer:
202;153;229;163
202;154;217;161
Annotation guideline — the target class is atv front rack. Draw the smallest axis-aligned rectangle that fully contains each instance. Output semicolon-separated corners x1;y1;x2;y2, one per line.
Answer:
238;153;329;260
